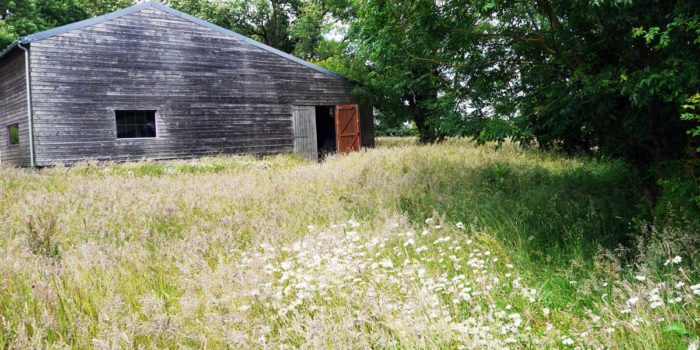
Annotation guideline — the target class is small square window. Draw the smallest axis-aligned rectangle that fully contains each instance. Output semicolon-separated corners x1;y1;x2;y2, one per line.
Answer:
115;110;157;139
7;124;19;146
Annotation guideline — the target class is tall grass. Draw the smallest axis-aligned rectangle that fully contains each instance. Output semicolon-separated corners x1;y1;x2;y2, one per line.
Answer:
0;139;697;349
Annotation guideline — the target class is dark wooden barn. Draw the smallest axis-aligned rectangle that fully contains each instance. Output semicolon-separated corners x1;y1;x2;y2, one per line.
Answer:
0;1;373;167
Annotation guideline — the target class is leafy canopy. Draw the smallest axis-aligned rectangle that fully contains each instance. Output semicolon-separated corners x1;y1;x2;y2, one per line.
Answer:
344;0;700;168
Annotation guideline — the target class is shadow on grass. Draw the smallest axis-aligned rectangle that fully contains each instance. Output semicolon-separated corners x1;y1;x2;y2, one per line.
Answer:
399;158;641;266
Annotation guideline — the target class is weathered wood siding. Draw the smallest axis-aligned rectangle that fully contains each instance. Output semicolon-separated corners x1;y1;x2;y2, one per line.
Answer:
292;106;318;161
0;49;30;167
28;8;373;165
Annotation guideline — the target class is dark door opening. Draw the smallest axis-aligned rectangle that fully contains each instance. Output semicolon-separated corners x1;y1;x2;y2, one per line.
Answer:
315;106;336;159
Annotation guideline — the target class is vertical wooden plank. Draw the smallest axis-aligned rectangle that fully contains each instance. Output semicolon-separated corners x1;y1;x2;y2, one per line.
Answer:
292;106;318;161
335;104;361;154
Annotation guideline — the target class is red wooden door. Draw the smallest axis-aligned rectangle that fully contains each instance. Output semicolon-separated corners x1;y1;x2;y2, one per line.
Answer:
335;104;361;154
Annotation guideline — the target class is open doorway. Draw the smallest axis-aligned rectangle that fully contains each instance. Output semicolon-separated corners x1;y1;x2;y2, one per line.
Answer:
315;106;336;159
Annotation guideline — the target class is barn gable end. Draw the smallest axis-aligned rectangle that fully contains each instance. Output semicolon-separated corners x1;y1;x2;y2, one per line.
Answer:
16;3;371;166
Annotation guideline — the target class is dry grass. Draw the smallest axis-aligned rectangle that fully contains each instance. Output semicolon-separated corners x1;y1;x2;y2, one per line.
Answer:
0;139;697;349
375;136;418;148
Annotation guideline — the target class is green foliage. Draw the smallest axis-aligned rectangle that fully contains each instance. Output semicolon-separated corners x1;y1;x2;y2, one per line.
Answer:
654;162;700;223
8;124;19;145
168;0;356;58
164;0;301;53
340;0;466;142
339;0;700;178
0;0;133;49
681;93;700;151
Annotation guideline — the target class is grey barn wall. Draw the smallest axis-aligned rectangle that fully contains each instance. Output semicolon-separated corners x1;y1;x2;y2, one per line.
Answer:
0;49;30;167
28;7;373;166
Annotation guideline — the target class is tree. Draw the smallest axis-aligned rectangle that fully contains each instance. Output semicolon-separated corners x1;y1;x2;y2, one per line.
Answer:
343;0;700;186
343;0;467;142
170;0;303;53
0;0;134;49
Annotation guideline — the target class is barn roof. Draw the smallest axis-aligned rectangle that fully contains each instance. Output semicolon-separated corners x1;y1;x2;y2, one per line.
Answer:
3;1;347;80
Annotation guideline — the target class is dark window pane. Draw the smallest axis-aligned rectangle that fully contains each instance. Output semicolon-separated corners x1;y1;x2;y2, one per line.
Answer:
7;124;19;145
115;110;156;138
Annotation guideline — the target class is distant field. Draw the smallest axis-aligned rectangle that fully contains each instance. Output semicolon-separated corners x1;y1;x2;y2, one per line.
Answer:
376;136;418;148
0;138;697;349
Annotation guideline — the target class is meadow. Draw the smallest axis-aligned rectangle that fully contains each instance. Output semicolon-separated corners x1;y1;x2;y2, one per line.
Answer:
0;138;697;349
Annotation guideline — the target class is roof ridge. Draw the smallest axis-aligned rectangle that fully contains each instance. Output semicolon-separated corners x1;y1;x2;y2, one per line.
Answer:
15;1;347;81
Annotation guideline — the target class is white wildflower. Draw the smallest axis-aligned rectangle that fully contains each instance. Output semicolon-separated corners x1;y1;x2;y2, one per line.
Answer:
627;297;639;306
665;256;683;266
456;222;465;229
650;301;664;309
561;336;574;346
635;275;647;282
690;284;700;295
348;219;360;228
379;259;394;269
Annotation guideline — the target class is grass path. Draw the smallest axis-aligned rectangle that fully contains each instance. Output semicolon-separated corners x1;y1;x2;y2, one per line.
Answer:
0;139;697;348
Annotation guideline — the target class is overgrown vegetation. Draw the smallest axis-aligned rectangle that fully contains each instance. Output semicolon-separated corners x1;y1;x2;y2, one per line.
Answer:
4;0;698;203
1;0;699;346
0;140;697;348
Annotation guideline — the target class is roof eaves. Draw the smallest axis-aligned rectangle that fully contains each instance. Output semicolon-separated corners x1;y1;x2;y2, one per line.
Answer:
0;41;19;60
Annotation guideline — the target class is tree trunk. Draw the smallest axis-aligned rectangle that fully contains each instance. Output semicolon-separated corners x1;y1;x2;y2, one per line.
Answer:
410;90;441;144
